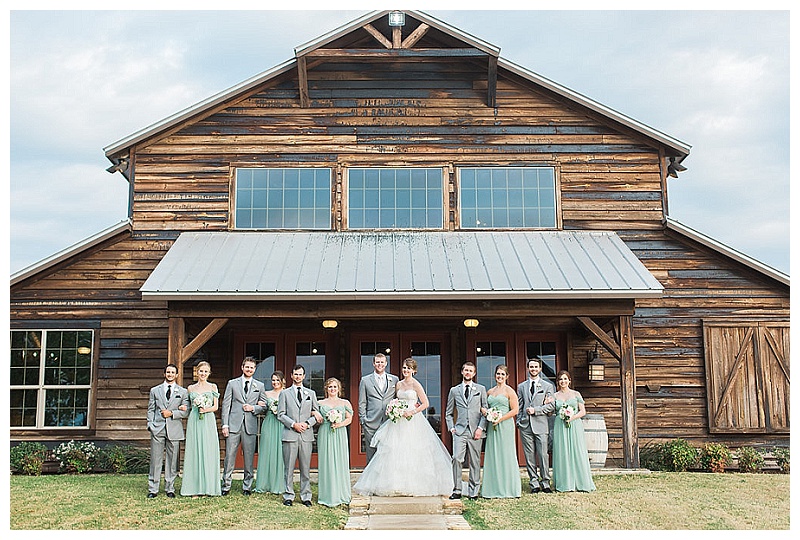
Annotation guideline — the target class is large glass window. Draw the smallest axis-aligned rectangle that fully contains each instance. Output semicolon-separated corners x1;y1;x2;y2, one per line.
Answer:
235;168;331;229
348;168;443;229
10;330;93;428
460;167;556;228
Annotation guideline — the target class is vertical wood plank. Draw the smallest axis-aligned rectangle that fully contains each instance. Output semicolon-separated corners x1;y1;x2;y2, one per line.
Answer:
168;317;185;383
487;56;498;108
619;314;639;468
297;56;309;108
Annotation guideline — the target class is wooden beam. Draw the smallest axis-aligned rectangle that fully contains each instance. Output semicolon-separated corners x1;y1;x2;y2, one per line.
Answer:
487;55;498;108
181;318;229;363
401;23;429;48
168;317;186;382
363;24;392;49
297;56;309;108
619;315;640;468
303;48;487;58
577;316;621;360
392;26;402;48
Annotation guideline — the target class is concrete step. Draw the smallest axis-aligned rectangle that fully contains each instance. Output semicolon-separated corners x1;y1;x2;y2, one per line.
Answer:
344;514;471;530
367;496;460;515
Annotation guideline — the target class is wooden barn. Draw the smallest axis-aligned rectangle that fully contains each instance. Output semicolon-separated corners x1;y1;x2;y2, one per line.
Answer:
10;10;789;469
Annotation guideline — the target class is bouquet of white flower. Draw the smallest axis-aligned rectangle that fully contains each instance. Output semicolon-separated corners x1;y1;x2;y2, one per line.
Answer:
559;405;575;428
485;407;502;424
194;393;214;419
326;408;343;429
386;398;410;423
268;398;279;416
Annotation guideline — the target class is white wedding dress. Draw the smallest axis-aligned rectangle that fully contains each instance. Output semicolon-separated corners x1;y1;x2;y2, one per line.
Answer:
353;389;454;496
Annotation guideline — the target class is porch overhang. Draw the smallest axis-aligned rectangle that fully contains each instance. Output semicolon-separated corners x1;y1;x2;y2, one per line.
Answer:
140;231;663;302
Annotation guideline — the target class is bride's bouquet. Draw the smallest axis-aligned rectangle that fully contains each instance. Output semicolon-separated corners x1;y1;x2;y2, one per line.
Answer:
485;407;502;424
193;393;214;419
559;404;575;428
386;398;411;423
326;408;343;429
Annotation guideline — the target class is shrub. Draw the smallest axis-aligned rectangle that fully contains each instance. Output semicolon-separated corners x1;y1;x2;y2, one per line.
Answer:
639;441;667;471
661;439;698;472
10;442;49;476
772;446;789;474
98;444;150;474
53;440;98;473
737;446;765;473
698;442;732;473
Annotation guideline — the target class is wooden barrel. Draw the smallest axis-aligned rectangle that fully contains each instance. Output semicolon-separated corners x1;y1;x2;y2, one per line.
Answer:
583;414;608;468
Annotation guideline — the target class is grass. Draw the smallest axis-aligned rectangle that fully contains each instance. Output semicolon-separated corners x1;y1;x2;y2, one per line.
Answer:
9;471;790;530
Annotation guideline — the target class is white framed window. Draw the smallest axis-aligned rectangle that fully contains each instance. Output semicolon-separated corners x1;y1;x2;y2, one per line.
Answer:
10;329;94;429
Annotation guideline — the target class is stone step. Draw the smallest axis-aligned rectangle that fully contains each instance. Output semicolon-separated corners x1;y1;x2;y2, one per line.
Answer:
344;514;471;530
367;496;457;515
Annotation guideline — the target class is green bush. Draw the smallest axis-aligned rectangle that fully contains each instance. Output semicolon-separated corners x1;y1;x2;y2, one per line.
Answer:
737;446;765;473
698;442;732;473
53;440;98;474
639;441;666;471
661;439;698;472
772;446;789;474
10;442;49;476
98;444;149;474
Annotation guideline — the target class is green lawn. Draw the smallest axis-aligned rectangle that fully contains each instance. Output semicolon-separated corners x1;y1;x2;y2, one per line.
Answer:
9;472;790;530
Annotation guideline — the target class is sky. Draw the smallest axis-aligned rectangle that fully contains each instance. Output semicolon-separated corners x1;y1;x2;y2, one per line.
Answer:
7;3;793;277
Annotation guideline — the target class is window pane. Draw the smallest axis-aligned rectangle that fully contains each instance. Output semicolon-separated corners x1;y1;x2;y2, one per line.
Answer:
460;167;557;229
295;342;326;400
475;341;507;392
44;388;89;427
235;168;331;229
348;168;443;229
10;389;38;427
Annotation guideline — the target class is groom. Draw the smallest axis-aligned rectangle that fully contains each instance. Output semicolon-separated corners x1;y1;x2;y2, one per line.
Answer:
446;361;488;500
358;353;399;463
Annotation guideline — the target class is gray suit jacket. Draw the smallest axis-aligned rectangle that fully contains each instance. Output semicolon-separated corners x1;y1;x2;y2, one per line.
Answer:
445;382;488;438
516;377;555;434
221;377;267;435
358;372;399;430
278;385;319;443
147;382;190;440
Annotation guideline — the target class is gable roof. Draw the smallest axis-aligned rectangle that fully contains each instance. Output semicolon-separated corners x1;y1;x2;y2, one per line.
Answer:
103;9;690;161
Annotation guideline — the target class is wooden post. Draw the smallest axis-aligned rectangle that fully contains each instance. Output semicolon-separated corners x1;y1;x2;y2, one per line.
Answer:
168;317;186;383
619;315;640;468
487;56;498;108
297;56;309;108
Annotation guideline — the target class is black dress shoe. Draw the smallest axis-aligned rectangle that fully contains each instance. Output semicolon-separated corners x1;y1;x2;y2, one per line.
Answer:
166;492;175;499
302;500;312;507
449;493;461;499
543;487;552;493
531;486;541;494
283;499;293;506
147;493;157;499
221;490;230;496
242;490;251;496
468;496;478;500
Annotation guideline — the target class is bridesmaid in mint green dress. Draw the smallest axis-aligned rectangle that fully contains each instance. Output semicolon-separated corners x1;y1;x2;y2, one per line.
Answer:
180;361;222;496
481;364;521;498
316;377;353;507
551;370;596;492
255;371;285;494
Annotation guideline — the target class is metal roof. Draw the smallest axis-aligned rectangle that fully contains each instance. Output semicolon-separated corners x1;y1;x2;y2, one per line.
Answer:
140;230;664;301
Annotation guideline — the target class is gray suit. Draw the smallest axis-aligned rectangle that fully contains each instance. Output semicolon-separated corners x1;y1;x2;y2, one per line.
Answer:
446;382;488;497
516;376;556;490
278;384;319;502
147;382;189;494
221;376;267;492
358;372;399;463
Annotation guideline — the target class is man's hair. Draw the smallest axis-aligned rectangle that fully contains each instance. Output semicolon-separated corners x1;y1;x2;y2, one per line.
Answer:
373;353;387;361
527;356;542;368
292;364;306;374
164;363;178;373
242;356;258;367
462;361;476;370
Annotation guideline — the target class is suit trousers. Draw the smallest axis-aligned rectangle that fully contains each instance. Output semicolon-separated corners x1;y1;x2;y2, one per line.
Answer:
148;429;181;494
282;439;312;502
451;433;482;496
223;430;257;491
362;425;378;464
519;427;551;488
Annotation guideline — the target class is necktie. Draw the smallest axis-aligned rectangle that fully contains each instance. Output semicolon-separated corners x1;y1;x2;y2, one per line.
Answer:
464;385;470;401
244;380;249;395
297;386;302;403
166;385;172;400
531;381;536;397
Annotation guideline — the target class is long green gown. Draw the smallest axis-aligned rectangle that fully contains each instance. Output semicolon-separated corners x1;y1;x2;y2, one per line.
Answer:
317;404;353;507
254;397;284;494
552;393;596;492
481;394;521;498
180;390;221;496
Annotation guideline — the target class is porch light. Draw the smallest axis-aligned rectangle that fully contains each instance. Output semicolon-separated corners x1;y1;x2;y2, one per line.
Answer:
463;318;479;328
588;344;605;382
322;319;338;329
77;346;92;355
388;11;406;27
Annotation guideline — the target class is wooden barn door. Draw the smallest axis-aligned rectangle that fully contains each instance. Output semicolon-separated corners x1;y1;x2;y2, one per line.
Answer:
703;322;789;433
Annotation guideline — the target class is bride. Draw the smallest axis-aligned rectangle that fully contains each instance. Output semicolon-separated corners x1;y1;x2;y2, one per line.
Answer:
353;357;454;496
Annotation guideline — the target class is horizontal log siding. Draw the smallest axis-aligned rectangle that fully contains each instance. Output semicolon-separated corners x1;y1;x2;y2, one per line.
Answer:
132;58;662;233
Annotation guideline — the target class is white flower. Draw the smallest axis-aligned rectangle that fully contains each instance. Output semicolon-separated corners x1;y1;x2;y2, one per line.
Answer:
559;405;575;428
486;407;502;424
326;408;343;429
386;398;411;423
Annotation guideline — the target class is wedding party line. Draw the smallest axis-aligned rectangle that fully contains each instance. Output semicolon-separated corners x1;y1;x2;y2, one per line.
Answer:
147;354;596;506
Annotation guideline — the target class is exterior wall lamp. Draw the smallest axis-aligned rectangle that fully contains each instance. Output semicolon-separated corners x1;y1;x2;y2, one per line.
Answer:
588;343;605;382
388;11;406;27
463;318;479;328
322;319;338;329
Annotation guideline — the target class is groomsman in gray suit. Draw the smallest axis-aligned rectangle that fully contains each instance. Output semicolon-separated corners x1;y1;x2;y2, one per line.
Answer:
278;364;319;506
516;357;556;493
446;361;488;500
358;353;399;463
221;356;268;496
146;363;189;498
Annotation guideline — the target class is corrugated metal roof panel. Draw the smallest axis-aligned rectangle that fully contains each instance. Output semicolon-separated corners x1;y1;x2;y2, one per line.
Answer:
140;231;663;300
